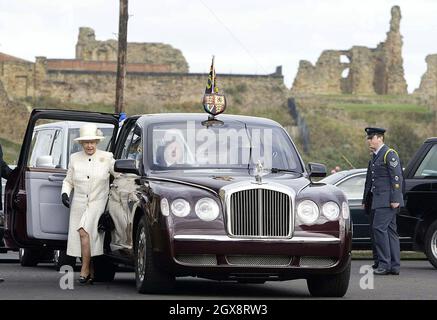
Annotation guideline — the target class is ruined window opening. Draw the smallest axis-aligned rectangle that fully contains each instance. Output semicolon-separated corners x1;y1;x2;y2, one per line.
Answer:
342;68;350;78
340;55;350;64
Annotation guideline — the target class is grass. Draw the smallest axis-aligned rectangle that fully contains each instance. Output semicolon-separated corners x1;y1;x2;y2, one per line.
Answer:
0;137;21;165
329;103;429;113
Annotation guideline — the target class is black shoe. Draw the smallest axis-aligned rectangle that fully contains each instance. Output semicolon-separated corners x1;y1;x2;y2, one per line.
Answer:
371;263;378;269
373;268;390;275
390;270;400;275
78;274;93;284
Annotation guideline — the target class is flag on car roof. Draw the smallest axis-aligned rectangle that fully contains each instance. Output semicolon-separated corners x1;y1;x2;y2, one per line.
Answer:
203;56;226;117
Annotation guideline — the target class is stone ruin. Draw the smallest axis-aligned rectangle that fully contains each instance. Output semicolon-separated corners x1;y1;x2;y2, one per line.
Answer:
414;54;437;99
75;27;189;72
291;6;408;96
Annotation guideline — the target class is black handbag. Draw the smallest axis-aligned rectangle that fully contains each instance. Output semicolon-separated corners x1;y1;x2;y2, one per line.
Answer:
98;211;115;233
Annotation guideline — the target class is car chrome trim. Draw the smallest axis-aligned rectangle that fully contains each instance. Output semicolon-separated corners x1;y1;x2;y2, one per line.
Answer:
220;181;296;239
145;177;218;195
174;234;340;243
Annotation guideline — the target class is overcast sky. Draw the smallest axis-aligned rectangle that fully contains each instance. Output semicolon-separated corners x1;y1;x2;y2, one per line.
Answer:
1;0;436;91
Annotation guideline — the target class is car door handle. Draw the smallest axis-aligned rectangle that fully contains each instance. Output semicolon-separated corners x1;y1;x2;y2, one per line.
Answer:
110;183;118;189
48;175;65;182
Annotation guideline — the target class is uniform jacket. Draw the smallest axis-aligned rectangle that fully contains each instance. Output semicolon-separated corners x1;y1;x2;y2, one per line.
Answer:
62;149;115;257
0;145;12;211
362;144;404;210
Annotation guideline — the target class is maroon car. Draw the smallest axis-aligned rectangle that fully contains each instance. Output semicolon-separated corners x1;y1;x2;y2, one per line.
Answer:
4;109;352;297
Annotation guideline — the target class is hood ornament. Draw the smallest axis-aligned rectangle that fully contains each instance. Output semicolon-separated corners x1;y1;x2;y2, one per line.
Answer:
254;160;265;184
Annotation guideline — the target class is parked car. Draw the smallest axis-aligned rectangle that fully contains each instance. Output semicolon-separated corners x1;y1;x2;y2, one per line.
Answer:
0;165;16;253
320;168;414;250
5;109;352;297
6;119;113;267
400;137;437;268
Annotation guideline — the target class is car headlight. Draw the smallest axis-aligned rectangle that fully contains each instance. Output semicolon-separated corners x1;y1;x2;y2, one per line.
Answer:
297;200;319;225
160;198;170;217
322;201;340;221
342;201;350;219
171;198;191;217
195;198;219;221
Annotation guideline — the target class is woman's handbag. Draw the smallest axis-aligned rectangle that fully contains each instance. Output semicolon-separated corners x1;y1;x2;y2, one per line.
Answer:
98;211;115;233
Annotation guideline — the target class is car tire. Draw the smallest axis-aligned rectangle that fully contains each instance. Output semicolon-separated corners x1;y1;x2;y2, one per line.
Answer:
19;248;40;267
54;250;76;271
306;261;351;297
424;220;437;269
134;215;174;293
93;255;116;282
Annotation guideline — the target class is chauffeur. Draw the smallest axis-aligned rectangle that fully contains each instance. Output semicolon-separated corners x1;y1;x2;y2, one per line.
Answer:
61;123;115;284
362;127;403;275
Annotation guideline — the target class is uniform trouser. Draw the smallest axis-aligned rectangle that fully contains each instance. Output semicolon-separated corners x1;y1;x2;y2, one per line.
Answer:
369;210;378;264
372;207;401;271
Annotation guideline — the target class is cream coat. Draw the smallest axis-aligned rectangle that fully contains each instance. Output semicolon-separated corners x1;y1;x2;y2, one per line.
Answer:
62;149;115;257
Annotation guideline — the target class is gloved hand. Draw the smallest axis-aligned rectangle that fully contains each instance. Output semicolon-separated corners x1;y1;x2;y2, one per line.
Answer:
62;193;70;208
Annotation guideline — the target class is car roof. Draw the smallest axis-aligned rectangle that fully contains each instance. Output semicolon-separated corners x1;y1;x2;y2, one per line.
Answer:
136;113;282;127
320;168;367;185
425;137;437;144
35;121;114;130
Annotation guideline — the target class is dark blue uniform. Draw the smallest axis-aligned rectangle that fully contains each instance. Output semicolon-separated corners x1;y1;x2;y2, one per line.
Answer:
363;144;403;273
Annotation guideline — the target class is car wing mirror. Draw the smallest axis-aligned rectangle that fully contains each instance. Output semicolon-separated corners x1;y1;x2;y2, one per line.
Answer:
114;159;140;175
307;162;327;183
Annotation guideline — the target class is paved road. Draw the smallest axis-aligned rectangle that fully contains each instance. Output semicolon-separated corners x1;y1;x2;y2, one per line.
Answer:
0;252;435;300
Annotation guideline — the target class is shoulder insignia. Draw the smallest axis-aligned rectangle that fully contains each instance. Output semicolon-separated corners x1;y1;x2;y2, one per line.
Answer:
384;148;399;164
390;160;399;168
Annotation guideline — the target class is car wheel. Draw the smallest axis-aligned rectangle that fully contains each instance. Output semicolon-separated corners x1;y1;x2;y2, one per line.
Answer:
134;215;174;293
53;250;76;271
93;255;116;282
19;248;40;267
424;220;437;269
306;261;351;297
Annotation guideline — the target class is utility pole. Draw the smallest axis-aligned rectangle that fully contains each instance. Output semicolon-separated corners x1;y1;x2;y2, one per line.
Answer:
115;0;128;114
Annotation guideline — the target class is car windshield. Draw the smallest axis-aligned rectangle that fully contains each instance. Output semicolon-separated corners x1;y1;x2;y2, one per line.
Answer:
148;120;303;172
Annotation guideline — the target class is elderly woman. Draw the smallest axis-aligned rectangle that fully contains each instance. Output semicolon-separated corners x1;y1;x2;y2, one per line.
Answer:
61;123;115;284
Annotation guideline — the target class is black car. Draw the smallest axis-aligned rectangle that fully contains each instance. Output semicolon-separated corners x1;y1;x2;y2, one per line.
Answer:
400;137;437;269
5;109;352;297
320;168;414;250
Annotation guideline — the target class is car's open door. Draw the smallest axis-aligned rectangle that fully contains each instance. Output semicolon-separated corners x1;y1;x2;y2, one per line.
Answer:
4;109;120;249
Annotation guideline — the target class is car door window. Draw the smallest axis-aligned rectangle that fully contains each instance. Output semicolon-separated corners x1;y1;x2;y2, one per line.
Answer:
414;144;437;178
121;124;142;161
28;129;57;168
337;175;366;200
51;130;64;168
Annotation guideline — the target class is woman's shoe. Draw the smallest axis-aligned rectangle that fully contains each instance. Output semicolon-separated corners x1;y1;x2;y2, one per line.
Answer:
78;274;92;284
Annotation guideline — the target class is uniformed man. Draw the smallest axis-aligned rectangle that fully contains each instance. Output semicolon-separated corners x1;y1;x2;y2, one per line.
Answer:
362;127;403;275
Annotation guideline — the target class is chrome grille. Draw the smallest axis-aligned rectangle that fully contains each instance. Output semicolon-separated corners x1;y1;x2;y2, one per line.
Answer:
229;188;291;238
175;255;217;266
300;256;337;268
226;255;292;266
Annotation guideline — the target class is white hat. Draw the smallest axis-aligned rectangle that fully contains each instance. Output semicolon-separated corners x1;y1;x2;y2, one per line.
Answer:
74;123;105;142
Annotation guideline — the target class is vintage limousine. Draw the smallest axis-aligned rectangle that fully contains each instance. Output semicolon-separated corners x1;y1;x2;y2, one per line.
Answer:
4;109;352;297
